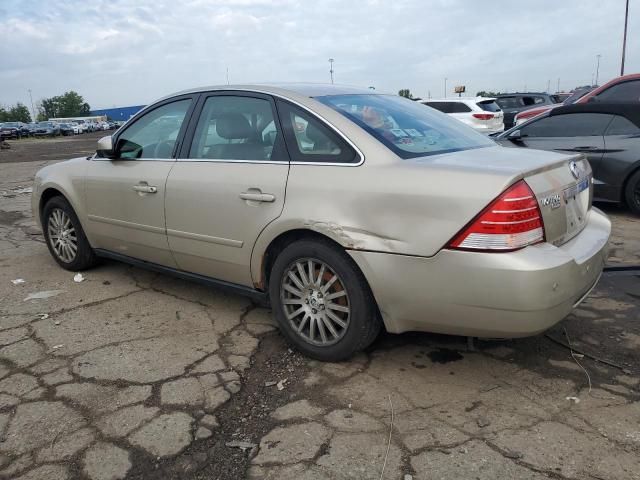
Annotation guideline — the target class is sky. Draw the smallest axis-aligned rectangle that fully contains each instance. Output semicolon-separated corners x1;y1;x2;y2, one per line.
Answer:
0;0;638;112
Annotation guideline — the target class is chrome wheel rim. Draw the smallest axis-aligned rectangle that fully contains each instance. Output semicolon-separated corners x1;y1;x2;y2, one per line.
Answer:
47;208;77;263
280;257;351;347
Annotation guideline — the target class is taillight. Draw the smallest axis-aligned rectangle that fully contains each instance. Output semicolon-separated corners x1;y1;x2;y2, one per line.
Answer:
448;180;544;252
472;113;494;120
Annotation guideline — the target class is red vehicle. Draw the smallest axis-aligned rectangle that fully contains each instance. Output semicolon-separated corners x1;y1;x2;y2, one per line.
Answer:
514;73;640;126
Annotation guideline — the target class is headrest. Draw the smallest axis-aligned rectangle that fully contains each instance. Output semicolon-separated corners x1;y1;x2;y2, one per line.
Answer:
216;113;253;139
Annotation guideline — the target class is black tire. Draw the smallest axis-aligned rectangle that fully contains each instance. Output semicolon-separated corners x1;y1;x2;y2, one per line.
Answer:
269;238;381;361
625;170;640;216
42;196;98;271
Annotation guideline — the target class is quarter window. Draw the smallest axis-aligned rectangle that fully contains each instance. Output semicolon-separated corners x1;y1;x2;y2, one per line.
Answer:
521;113;613;138
605;115;640;135
116;99;191;159
188;96;283;161
277;101;357;163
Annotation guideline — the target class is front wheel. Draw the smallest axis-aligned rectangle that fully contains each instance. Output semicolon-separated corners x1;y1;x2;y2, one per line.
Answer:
42;196;98;271
269;239;381;361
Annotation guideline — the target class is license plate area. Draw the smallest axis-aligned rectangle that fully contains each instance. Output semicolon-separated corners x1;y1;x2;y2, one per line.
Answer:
563;175;591;237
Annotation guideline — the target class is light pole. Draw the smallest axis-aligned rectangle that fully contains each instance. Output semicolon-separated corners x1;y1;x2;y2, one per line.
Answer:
444;78;447;98
621;0;629;75
595;54;601;86
27;89;35;122
328;58;334;84
557;78;560;93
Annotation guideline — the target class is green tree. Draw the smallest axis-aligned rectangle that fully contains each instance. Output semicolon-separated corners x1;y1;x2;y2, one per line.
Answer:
0;107;7;122
7;103;31;123
38;91;91;119
476;90;501;97
398;89;414;99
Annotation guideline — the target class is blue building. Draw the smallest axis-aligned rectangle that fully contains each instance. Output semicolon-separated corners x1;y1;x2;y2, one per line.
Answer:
90;105;146;121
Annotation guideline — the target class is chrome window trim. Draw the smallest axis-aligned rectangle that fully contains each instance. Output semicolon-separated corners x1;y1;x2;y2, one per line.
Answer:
175;87;365;167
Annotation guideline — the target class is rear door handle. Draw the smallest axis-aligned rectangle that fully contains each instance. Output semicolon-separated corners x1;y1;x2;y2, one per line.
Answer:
239;191;275;203
133;184;158;194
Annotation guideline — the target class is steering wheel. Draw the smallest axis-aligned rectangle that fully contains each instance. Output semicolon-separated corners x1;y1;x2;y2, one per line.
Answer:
152;140;175;159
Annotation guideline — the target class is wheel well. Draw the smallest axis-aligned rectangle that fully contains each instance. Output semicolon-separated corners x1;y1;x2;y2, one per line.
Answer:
621;164;640;204
260;229;347;291
39;188;65;216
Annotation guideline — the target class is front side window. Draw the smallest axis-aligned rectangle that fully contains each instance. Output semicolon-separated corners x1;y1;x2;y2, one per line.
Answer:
319;94;494;159
277;101;357;163
520;113;613;138
595;80;640;102
189;95;282;161
116;99;191;159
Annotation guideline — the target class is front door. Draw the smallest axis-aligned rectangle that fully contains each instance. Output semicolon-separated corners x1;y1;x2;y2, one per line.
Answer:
85;97;194;266
165;93;289;287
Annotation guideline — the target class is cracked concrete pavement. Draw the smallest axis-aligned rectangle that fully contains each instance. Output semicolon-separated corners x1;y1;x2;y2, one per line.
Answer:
0;136;639;479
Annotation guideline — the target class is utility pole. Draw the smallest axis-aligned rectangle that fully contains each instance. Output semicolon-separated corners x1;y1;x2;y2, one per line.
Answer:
621;0;629;75
557;78;560;93
226;67;229;85
27;89;35;121
546;79;551;93
328;58;334;84
595;54;601;86
444;78;447;98
591;73;595;86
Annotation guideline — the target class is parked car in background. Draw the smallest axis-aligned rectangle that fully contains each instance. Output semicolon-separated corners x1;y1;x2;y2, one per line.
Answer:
497;103;640;214
59;123;75;136
495;93;561;129
34;122;60;137
0;122;24;139
72;120;87;133
514;74;640;126
32;84;610;360
420;97;504;134
70;123;81;135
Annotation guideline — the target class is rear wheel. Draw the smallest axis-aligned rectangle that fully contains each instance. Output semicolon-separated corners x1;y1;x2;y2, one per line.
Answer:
625;170;640;215
269;239;381;361
42;196;98;271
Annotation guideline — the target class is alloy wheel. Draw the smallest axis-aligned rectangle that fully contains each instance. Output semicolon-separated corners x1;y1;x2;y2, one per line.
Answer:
280;257;351;346
47;208;77;263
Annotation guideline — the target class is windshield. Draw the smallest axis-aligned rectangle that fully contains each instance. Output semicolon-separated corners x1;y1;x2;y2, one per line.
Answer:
4;122;19;127
317;94;494;159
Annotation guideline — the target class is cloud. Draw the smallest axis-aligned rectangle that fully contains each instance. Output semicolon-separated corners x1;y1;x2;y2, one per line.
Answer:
0;0;637;109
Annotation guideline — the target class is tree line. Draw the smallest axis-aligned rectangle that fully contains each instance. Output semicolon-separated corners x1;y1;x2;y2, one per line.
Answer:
0;91;91;123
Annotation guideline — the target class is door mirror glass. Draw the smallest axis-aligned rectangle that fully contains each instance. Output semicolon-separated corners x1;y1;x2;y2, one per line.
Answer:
96;135;115;158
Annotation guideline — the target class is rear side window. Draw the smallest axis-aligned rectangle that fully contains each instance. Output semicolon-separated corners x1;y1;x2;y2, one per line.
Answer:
424;102;471;113
595;80;640;102
276;100;357;164
605;115;640;135
477;101;501;112
521;113;613;137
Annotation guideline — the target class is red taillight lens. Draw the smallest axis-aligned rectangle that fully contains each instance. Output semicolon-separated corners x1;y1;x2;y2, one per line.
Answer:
448;180;545;252
472;113;494;120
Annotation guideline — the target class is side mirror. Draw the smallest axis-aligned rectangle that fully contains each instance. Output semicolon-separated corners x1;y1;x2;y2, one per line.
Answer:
508;129;522;140
96;135;116;158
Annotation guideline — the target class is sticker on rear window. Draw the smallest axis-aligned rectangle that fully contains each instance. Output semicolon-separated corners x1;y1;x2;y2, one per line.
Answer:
404;128;424;137
390;129;408;138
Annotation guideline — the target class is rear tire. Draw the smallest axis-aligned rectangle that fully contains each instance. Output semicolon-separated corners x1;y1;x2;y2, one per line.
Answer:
269;239;381;361
625;170;640;216
42;196;98;271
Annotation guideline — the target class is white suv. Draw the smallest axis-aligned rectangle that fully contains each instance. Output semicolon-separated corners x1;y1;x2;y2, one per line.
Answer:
420;97;504;134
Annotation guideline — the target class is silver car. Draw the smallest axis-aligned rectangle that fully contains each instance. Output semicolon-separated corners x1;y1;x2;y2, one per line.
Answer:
32;84;610;360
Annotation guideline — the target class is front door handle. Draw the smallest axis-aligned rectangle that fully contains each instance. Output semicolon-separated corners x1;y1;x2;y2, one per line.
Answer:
239;191;276;203
133;184;158;194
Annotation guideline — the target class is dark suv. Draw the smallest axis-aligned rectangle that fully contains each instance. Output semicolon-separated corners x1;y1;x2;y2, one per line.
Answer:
495;93;561;129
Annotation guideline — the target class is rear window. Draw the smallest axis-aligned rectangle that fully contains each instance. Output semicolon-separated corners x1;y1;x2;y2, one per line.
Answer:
477;101;501;112
318;94;494;159
595;80;640;102
496;97;522;109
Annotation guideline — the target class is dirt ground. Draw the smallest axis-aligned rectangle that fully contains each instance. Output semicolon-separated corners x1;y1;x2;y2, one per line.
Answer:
0;135;639;480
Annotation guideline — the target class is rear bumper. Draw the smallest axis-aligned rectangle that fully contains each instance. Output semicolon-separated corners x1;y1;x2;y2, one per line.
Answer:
349;208;611;338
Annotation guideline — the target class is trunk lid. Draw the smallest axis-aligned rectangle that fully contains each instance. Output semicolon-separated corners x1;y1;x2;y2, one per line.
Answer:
412;145;592;248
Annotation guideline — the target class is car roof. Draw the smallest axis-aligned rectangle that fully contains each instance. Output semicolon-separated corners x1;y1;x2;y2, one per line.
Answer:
423;97;496;102
497;93;551;97
170;83;382;99
550;102;640;128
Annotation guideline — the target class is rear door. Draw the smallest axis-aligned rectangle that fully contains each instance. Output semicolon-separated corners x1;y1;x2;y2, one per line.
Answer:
598;115;640;201
513;112;613;172
164;92;289;287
